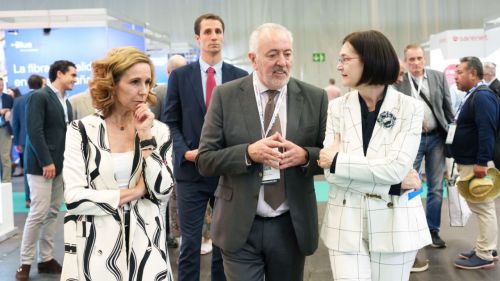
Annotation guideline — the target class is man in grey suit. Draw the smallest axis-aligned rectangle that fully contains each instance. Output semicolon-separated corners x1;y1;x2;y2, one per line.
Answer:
16;60;76;281
151;54;187;120
394;44;454;271
69;89;94;120
197;23;327;281
483;62;500;97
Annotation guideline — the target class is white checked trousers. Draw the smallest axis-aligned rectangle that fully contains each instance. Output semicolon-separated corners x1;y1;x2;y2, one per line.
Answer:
329;249;416;281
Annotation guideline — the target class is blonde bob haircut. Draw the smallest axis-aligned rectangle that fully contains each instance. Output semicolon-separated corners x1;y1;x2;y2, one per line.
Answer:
90;46;156;117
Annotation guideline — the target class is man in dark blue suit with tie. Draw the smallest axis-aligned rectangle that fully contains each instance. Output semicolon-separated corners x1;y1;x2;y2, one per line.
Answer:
163;13;248;281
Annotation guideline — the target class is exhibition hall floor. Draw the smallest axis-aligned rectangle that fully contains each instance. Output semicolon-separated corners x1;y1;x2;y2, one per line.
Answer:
1;176;499;281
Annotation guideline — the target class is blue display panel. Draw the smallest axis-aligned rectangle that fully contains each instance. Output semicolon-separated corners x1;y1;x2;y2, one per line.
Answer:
5;27;144;95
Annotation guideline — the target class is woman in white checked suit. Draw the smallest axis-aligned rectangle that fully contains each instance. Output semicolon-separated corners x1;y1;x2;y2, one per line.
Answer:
318;30;431;281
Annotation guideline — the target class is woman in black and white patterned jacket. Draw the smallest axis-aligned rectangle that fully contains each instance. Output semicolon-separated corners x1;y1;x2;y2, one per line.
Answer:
61;47;174;281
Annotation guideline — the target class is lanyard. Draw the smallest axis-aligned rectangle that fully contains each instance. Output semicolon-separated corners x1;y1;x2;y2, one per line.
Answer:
408;72;423;99
453;81;486;122
253;74;286;138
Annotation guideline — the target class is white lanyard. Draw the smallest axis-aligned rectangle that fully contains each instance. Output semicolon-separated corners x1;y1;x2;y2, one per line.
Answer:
253;75;286;138
408;72;423;99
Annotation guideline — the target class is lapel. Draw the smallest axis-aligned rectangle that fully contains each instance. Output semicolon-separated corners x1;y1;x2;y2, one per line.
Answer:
66;99;73;122
187;62;206;114
366;87;401;157
85;115;142;193
46;87;66;125
221;62;231;83
238;76;262;143
401;74;412;97
285;78;304;143
344;91;364;153
425;69;438;107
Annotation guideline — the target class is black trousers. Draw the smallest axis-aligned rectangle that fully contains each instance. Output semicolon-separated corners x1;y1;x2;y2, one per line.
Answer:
221;212;305;281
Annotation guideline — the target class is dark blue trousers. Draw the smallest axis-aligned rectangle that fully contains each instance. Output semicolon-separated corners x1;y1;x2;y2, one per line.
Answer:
176;179;226;281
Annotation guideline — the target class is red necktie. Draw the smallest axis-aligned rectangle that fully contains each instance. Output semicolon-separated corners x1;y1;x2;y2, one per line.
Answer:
206;67;216;109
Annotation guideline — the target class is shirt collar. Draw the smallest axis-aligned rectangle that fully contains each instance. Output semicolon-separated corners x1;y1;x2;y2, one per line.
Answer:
467;81;487;95
48;83;66;99
199;58;223;74
410;69;428;81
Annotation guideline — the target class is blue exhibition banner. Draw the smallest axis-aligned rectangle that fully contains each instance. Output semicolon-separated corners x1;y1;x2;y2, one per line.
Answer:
5;27;144;95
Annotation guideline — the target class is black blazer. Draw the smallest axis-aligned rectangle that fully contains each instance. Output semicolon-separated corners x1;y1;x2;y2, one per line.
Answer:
1;92;14;134
25;86;73;176
489;78;500;98
163;61;248;182
197;76;328;255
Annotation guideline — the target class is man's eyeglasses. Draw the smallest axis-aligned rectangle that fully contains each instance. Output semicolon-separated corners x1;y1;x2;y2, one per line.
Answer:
338;56;360;64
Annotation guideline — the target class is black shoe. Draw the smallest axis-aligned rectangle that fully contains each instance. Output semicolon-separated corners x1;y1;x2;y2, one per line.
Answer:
167;237;178;248
37;259;62;274
430;230;446;248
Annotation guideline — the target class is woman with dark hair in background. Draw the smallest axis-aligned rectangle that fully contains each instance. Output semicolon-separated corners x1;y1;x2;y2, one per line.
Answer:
318;30;431;281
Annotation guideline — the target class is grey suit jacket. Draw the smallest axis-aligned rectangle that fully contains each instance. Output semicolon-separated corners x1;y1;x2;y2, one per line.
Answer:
394;68;454;134
196;75;328;255
151;84;167;121
489;78;500;98
69;90;94;120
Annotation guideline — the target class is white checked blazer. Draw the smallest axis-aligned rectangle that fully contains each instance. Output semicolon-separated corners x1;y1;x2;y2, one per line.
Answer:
320;87;432;253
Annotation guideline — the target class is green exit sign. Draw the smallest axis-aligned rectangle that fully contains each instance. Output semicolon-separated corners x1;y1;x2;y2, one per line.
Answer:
313;52;325;62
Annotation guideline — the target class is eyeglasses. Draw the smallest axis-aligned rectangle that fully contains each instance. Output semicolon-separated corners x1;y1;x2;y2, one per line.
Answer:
338;56;360;64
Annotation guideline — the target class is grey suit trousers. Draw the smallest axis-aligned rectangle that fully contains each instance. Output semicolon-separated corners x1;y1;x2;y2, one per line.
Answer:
220;212;305;281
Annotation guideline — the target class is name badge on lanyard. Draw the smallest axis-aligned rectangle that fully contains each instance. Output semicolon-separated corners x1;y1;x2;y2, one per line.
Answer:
253;75;285;185
445;123;457;144
262;157;281;184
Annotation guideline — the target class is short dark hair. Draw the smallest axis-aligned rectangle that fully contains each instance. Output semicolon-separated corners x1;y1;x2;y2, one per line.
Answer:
8;87;22;98
343;30;399;86
460;56;484;80
48;60;76;83
194;13;225;35
27;74;44;90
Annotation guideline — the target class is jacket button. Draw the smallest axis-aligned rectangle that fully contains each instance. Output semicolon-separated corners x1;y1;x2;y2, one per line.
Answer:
258;172;263;177
97;250;103;255
387;202;394;208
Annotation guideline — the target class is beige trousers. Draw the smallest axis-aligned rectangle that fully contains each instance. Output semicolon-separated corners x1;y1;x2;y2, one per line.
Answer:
457;164;498;261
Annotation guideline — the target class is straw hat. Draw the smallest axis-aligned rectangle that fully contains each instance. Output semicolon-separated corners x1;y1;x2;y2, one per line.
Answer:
456;167;500;203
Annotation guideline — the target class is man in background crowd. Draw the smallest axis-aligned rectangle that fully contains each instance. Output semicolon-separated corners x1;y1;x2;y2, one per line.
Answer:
11;74;45;208
395;43;454;272
324;78;341;101
0;77;14;183
483;62;500;97
452;56;499;270
16;60;76;281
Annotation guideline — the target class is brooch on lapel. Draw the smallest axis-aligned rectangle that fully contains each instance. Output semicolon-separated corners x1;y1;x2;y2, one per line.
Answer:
377;111;396;129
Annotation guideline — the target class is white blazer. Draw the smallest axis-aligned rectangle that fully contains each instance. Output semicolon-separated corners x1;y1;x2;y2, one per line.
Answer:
61;114;175;281
320;87;432;253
